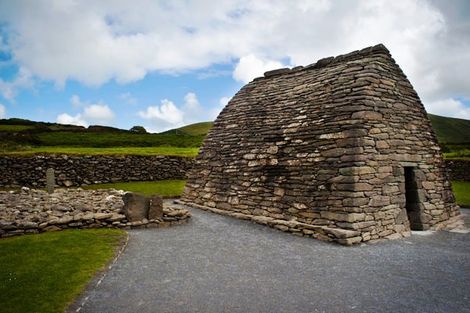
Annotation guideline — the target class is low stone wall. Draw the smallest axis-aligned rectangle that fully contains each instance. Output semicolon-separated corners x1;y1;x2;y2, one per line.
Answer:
445;159;470;181
0;188;191;238
0;154;193;187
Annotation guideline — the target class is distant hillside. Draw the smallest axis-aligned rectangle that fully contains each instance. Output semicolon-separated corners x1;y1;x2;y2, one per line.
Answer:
0;118;205;150
1;114;468;154
162;122;213;136
427;114;470;144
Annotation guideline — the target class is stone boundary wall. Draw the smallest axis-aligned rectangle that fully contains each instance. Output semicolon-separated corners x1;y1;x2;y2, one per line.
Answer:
0;155;466;189
445;159;470;181
0;154;193;187
0;188;191;238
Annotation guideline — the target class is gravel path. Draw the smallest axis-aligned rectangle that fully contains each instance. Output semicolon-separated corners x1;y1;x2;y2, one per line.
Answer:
75;207;470;313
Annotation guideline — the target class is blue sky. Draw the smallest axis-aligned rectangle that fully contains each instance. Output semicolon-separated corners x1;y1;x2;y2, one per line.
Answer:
0;0;469;132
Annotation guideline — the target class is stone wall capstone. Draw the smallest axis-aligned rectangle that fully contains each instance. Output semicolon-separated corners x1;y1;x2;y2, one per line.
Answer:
0;154;193;187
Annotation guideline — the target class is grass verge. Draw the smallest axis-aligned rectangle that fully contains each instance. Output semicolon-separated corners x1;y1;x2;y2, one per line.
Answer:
452;181;470;207
1;146;199;157
0;229;126;313
83;180;187;197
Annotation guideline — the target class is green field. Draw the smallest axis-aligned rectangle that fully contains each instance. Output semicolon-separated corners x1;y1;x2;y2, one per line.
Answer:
0;229;126;313
2;146;199;157
452;181;470;207
35;131;204;147
0;125;34;132
83;180;186;197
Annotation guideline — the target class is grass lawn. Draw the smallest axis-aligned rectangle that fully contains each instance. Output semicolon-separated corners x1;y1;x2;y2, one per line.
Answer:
1;146;199;157
0;229;126;313
452;181;470;207
83;180;187;197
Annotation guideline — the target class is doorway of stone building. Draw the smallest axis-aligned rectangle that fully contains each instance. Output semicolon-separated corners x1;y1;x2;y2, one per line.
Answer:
404;166;424;230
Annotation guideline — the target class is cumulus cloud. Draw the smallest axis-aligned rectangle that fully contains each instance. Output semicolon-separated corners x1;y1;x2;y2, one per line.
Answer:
139;92;221;131
233;54;285;83
83;104;114;122
57;97;114;127
0;103;6;118
1;0;469;117
56;113;87;127
138;99;184;128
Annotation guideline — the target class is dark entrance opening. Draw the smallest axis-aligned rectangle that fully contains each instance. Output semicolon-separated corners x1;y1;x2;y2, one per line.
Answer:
404;167;423;230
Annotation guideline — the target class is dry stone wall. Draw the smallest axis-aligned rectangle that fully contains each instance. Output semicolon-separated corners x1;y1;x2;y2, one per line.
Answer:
182;44;462;245
0;154;192;187
446;160;470;181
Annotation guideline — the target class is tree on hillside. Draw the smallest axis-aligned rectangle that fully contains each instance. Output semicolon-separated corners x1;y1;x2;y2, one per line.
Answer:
130;125;147;133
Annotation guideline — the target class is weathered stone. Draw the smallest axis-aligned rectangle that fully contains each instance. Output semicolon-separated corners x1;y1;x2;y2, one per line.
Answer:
148;196;164;220
122;193;149;222
46;168;55;194
178;44;459;245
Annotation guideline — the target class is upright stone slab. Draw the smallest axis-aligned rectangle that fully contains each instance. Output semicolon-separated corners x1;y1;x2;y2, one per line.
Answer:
122;193;149;222
46;168;55;194
148;195;163;220
181;44;461;245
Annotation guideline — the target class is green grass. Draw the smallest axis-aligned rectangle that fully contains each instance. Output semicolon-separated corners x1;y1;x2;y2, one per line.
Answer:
35;131;204;148
0;125;34;132
1;146;199;157
163;122;213;136
444;149;470;160
452;181;470;207
83;180;187;197
428;114;470;144
0;229;126;313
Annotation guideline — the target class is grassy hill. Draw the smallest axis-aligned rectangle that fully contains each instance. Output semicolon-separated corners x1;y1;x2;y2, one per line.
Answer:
0;114;469;158
428;114;470;145
162;122;213;136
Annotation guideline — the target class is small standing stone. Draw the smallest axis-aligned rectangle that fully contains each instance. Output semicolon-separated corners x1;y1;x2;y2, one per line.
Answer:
46;168;55;194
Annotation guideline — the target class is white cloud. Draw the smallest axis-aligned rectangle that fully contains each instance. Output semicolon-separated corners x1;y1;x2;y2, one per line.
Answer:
56;113;87;127
0;0;469;120
139;92;224;132
0;67;34;100
0;103;6;118
83;103;114;122
119;92;137;105
184;92;200;110
209;96;231;120
138;99;184;128
70;94;83;107
425;98;470;120
233;54;285;83
57;97;115;126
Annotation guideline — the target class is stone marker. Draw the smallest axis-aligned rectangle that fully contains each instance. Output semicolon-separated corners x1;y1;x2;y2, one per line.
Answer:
148;195;163;220
122;192;149;222
46;168;55;194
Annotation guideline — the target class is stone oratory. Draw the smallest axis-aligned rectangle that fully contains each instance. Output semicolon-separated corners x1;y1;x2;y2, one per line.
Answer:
181;44;462;245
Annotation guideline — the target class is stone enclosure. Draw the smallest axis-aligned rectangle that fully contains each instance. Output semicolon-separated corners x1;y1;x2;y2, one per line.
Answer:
181;44;462;245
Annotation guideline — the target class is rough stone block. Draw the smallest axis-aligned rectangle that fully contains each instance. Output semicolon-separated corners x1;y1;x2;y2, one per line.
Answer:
122;192;149;222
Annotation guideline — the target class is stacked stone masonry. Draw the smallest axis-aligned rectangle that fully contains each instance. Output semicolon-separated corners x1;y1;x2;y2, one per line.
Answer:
0;154;192;187
0;188;191;238
181;44;462;245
